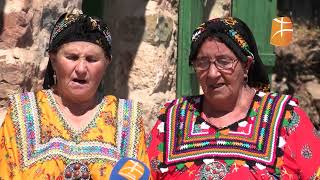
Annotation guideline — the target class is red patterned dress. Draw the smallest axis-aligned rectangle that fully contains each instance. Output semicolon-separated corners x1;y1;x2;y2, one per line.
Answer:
147;91;320;179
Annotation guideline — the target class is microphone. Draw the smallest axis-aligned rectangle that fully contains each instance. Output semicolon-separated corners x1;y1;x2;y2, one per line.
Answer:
109;157;150;180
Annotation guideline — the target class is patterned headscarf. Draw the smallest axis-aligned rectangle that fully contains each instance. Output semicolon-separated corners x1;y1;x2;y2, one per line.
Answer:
189;17;270;92
43;10;112;89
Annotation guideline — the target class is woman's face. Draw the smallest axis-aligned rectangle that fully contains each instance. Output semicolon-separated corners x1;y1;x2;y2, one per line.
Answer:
194;38;249;105
51;41;109;102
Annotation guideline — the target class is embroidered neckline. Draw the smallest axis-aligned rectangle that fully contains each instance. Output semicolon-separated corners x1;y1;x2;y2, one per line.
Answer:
45;89;105;140
9;90;143;168
165;92;292;166
199;93;257;130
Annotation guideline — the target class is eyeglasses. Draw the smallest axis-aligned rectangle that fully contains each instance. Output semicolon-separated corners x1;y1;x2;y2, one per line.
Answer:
192;56;237;71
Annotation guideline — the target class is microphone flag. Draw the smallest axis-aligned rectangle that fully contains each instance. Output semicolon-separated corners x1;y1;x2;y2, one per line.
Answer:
109;157;150;180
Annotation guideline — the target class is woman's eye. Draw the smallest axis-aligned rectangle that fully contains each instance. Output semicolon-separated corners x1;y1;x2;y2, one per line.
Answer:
86;57;98;62
196;57;210;63
198;60;208;66
198;57;210;61
217;58;232;65
66;55;78;61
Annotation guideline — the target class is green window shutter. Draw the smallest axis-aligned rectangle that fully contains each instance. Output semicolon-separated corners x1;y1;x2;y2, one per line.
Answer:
232;0;277;81
177;0;203;97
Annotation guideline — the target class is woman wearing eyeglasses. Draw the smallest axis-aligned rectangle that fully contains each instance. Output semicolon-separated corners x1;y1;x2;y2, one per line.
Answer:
147;17;320;179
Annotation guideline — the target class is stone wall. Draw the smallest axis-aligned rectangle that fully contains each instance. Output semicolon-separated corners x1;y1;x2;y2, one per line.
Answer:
0;0;82;125
0;0;231;130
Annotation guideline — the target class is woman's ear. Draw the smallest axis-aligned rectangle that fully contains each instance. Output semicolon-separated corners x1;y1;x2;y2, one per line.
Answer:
49;52;57;71
244;56;254;72
106;57;111;66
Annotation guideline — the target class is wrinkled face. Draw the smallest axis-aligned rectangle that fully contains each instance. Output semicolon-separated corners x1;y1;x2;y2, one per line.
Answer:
51;41;109;102
194;38;248;104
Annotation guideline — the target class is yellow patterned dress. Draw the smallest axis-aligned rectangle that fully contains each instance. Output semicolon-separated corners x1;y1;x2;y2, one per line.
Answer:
0;90;149;179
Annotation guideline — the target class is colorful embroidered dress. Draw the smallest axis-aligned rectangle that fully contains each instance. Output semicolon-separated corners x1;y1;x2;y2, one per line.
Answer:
147;91;320;179
0;90;149;179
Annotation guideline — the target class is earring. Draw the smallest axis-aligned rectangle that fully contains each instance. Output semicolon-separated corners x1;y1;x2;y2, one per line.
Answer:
53;72;57;85
243;74;248;84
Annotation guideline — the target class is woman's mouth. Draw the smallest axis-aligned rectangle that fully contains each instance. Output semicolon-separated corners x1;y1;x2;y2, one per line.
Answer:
72;78;87;84
209;83;225;89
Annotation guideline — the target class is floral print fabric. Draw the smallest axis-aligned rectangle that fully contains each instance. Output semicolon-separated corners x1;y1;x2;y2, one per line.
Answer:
0;90;149;179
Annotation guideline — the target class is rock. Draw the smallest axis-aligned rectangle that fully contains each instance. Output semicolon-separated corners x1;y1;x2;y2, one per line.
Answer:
306;82;320;100
207;0;231;19
155;15;173;47
0;83;21;99
3;0;26;13
274;24;320;127
300;75;316;82
295;85;320;125
144;14;173;46
144;15;158;44
1;63;26;84
0;12;31;49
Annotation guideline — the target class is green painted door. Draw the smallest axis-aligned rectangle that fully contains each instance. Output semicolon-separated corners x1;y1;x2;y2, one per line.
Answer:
232;0;277;81
176;0;203;97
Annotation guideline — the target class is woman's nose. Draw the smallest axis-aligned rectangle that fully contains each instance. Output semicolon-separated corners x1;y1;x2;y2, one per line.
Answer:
206;63;220;78
75;59;87;74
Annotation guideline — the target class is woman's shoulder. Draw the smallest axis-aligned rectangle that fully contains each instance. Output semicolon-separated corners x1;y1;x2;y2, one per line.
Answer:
101;95;144;121
256;91;312;124
3;90;47;129
256;90;299;106
102;95;143;107
8;89;48;104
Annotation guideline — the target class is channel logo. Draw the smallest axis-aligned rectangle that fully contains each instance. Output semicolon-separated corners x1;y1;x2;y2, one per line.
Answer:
270;17;293;46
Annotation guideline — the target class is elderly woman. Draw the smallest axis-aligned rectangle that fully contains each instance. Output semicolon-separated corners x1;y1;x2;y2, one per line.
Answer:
0;11;149;179
147;17;320;179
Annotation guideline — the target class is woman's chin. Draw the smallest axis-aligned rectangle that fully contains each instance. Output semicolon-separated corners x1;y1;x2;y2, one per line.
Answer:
204;84;227;94
61;88;96;102
204;86;231;102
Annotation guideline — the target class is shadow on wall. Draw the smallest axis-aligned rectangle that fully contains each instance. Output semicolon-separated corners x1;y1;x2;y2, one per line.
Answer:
82;0;217;99
0;0;5;34
83;0;148;99
103;0;149;98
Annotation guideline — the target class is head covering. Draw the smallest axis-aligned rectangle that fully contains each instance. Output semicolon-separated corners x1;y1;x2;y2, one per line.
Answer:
189;17;270;91
43;10;112;89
